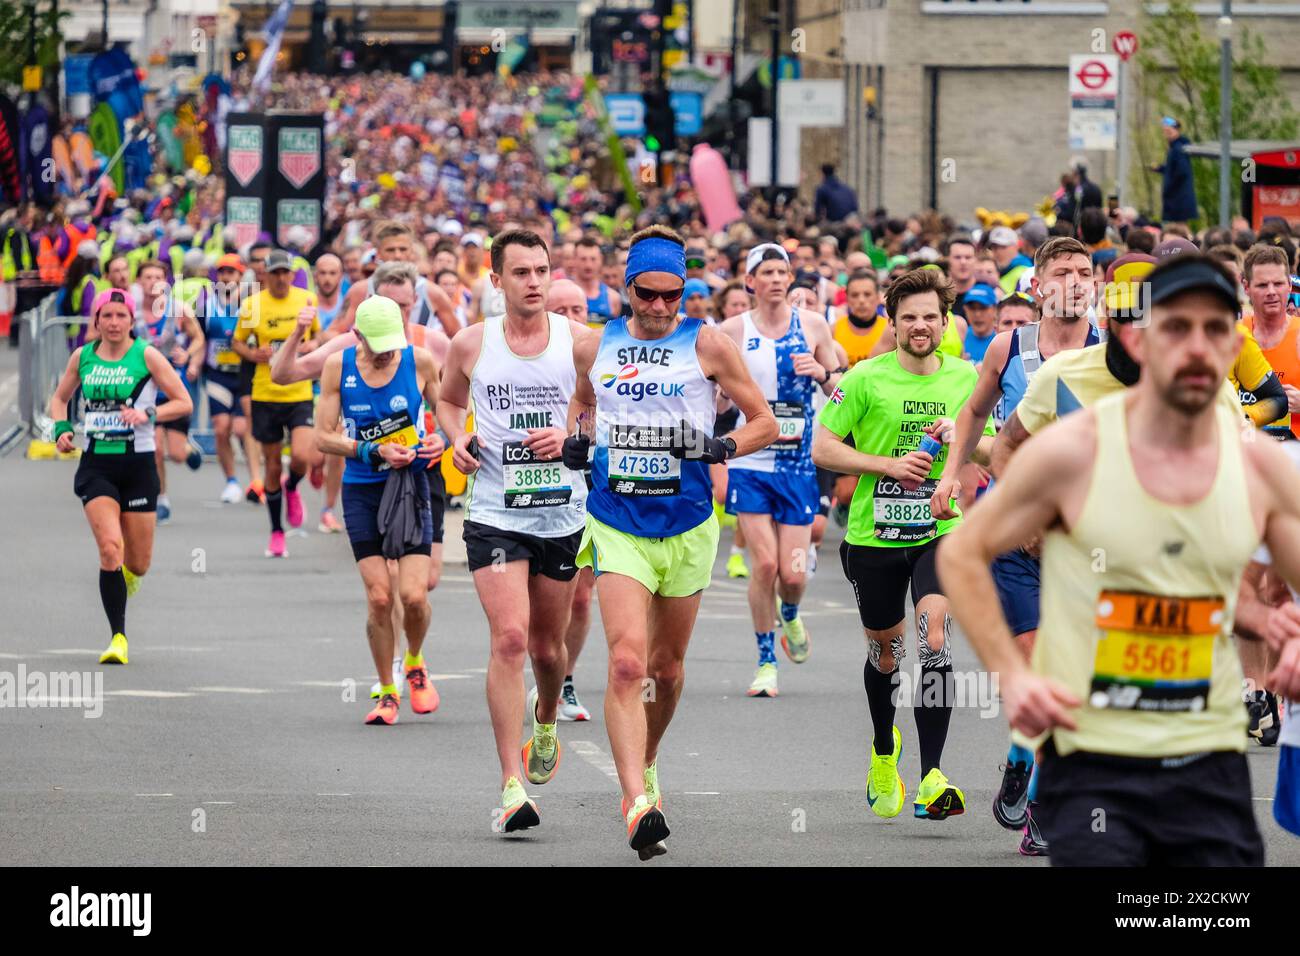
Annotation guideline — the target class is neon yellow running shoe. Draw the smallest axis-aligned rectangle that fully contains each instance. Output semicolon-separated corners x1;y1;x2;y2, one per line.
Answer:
495;776;539;834
522;686;561;785
866;725;905;818
914;767;966;820
780;615;810;664
746;662;778;698
99;633;128;665
122;568;141;598
726;552;749;578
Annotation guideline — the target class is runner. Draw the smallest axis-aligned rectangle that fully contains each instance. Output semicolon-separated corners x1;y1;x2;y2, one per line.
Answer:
931;236;1102;851
273;261;451;696
828;269;889;524
231;250;320;557
713;279;754;580
718;242;842;698
544;277;598;720
565;225;778;858
314;295;444;725
571;236;621;325
812;265;992;824
436;229;594;833
199;253;254;503
328;222;459;339
939;253;1300;866
48;289;194;664
135;259;204;524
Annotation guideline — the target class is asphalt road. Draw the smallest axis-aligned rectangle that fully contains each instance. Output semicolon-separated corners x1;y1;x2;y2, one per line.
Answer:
1;450;1296;867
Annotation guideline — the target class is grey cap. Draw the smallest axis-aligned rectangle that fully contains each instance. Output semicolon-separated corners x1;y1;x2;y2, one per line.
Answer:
266;249;294;272
1020;217;1049;248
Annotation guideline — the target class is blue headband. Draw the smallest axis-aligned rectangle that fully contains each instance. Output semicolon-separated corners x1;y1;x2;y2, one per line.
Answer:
625;237;686;286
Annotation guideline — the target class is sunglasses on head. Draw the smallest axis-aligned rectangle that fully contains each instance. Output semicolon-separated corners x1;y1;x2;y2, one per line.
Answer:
631;283;685;305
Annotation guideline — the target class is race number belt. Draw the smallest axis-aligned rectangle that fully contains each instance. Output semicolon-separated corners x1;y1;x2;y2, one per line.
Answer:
502;441;572;509
872;477;937;543
1089;590;1222;713
770;400;807;451
607;424;681;496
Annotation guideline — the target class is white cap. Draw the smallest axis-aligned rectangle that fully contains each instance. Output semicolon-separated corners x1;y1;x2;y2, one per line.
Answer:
745;243;790;275
987;226;1019;247
441;219;464;237
460;233;483;247
76;239;100;260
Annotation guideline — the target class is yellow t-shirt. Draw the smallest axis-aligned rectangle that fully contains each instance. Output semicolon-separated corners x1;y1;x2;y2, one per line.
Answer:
1017;342;1243;436
234;287;318;403
833;313;887;367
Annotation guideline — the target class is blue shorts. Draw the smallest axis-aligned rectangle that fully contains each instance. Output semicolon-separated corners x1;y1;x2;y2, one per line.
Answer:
724;468;818;527
992;548;1040;636
342;476;433;562
205;368;245;418
1277;745;1300;838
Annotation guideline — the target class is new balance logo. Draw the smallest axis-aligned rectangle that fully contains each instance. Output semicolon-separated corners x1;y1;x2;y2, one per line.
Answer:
616;481;635;493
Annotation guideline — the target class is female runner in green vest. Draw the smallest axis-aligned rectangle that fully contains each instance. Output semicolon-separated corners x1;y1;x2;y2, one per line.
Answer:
48;288;194;665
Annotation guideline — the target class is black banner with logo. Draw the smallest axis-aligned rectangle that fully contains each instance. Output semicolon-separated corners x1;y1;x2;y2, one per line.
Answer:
223;111;325;258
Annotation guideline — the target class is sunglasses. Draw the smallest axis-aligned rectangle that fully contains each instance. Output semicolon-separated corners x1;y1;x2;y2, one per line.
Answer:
631;283;685;305
685;257;706;269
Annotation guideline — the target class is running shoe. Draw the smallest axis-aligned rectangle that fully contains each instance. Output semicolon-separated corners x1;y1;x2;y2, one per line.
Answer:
726;552;749;578
245;480;265;504
309;463;324;489
1018;801;1049;857
121;567;141;599
746;662;778;698
993;760;1032;830
1260;693;1281;747
832;502;850;528
317;508;343;534
1247;691;1272;740
625;794;669;860
780;615;811;664
220;479;242;504
496;776;539;833
559;679;591;721
914;768;966;820
522;687;561;785
644;759;662;810
99;633;128;665
266;530;287;558
285;489;305;529
866;725;905;818
156;496;171;524
185;441;203;471
365;693;399;726
405;664;439;714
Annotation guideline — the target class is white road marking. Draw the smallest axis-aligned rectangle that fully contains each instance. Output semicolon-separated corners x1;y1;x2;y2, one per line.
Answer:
426;674;472;681
23;696;99;706
684;791;720;796
107;690;196;698
135;793;174;797
569;739;620;780
203;801;235;805
317;792;351;797
45;649;108;656
190;686;273;694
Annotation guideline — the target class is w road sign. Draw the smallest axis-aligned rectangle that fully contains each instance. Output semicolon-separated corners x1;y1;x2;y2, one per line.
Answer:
278;128;321;189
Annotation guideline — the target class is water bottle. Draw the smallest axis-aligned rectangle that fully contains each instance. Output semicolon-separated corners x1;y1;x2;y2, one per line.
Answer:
918;434;944;458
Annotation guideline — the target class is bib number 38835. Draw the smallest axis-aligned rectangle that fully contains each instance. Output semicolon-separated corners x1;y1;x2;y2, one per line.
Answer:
503;441;572;509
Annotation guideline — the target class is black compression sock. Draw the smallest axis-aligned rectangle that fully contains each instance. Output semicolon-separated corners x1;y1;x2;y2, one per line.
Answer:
266;489;284;532
863;659;900;755
916;664;955;776
99;568;127;636
286;468;304;492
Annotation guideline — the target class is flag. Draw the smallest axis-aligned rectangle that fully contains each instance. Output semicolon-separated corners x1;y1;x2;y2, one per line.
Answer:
253;0;294;94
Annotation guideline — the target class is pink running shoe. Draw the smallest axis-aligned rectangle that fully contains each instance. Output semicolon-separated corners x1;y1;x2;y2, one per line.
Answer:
285;489;305;529
266;530;287;558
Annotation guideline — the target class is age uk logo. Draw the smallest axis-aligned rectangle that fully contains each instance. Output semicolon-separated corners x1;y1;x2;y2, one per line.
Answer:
600;364;639;388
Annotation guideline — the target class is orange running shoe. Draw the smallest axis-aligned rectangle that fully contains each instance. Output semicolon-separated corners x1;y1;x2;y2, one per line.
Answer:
245;479;265;504
365;693;399;725
405;666;440;714
625;794;669;860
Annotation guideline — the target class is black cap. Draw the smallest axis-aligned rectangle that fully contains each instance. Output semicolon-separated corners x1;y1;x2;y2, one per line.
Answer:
266;249;293;272
1147;256;1240;313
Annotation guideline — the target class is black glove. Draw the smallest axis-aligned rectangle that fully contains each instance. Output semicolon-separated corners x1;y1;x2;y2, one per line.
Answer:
562;433;592;471
669;420;734;465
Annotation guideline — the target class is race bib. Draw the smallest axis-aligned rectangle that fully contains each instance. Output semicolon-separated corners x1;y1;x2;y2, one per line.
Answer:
216;347;240;369
1089;591;1222;713
607;424;681;496
502;441;572;509
356;410;419;470
84;408;131;440
872;478;937;542
770;400;807;451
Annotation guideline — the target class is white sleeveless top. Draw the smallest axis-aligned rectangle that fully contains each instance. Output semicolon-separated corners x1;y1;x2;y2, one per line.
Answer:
465;312;587;536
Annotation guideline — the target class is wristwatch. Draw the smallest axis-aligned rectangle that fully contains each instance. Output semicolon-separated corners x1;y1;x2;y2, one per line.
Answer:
144;406;157;425
721;437;737;460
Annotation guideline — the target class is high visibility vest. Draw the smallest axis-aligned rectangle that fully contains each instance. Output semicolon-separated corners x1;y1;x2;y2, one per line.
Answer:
99;232;116;269
2;228;34;281
59;222;97;271
69;273;102;315
202;223;224;258
125;246;151;282
169;243;189;280
37;235;64;284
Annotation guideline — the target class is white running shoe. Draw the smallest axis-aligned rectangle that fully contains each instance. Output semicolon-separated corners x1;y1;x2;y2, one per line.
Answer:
220;479;242;504
558;680;591;721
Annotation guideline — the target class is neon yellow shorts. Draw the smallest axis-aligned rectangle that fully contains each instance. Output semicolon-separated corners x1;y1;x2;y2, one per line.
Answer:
576;513;720;597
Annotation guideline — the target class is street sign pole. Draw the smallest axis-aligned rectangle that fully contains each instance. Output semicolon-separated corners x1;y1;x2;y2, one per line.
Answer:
1112;31;1139;209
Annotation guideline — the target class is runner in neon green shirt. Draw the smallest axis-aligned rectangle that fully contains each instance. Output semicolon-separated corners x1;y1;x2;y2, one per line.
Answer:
812;266;993;824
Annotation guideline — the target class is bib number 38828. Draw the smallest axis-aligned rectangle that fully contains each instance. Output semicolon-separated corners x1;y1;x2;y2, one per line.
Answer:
872;478;937;542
